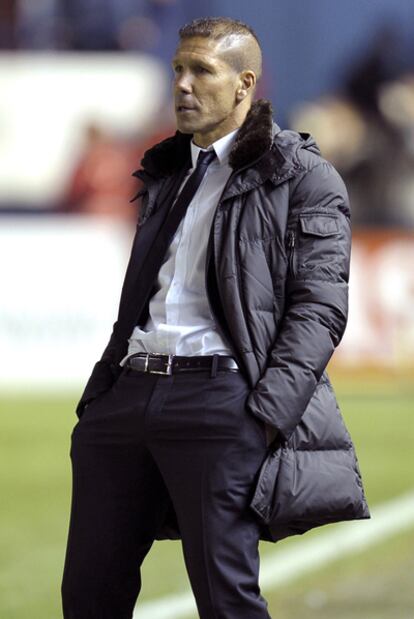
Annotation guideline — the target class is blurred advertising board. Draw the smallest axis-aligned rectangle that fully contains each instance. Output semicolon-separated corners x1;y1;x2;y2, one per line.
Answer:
0;53;168;207
0;216;133;390
336;230;414;369
0;221;413;390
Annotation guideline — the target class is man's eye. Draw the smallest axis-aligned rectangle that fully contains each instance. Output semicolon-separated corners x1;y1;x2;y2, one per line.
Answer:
173;65;182;74
196;66;209;74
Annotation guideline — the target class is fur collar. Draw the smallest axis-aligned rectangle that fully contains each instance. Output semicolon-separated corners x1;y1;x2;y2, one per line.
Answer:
138;98;276;178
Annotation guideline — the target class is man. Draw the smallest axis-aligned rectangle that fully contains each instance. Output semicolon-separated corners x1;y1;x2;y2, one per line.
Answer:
61;17;369;619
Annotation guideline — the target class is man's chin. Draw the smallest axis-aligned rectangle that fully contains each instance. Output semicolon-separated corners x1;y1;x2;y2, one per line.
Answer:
175;119;198;134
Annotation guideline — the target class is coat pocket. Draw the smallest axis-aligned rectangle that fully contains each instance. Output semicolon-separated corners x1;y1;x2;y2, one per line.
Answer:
286;213;340;279
300;213;339;236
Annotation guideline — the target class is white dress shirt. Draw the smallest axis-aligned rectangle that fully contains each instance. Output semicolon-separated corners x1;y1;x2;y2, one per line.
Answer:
122;129;238;360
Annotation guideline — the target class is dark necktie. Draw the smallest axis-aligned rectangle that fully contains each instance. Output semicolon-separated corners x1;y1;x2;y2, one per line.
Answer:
148;148;217;279
158;148;217;249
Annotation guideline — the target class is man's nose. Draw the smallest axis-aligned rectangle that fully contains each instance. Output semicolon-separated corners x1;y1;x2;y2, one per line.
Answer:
175;71;193;93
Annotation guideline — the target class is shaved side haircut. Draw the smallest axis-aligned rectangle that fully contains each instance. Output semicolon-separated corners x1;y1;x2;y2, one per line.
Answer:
179;16;263;82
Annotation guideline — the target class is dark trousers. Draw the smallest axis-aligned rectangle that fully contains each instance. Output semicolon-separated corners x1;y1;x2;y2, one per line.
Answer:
61;366;272;619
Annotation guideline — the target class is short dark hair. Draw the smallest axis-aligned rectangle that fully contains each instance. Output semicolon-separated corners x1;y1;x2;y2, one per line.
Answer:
178;17;262;79
179;16;260;48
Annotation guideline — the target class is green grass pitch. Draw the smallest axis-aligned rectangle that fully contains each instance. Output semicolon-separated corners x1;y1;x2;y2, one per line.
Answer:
1;378;413;618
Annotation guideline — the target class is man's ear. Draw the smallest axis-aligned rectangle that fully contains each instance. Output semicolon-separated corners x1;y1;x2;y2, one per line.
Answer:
235;70;256;103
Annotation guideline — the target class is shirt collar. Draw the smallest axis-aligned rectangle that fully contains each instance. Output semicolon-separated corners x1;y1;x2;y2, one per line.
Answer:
190;128;239;168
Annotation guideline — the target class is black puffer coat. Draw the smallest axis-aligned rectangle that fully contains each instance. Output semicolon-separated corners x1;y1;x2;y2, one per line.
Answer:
77;99;370;542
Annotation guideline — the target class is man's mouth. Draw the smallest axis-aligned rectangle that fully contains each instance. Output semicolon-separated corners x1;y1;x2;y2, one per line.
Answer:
176;105;197;113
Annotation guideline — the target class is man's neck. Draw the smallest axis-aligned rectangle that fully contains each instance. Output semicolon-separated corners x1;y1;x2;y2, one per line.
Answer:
193;103;251;148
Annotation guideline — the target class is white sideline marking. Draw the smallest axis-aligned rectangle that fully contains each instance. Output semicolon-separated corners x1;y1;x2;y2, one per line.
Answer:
133;490;414;619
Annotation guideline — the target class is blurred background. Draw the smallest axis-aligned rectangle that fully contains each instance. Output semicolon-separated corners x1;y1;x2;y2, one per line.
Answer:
0;1;413;618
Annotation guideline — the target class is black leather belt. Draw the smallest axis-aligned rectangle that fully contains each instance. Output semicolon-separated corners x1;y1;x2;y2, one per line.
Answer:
125;353;239;375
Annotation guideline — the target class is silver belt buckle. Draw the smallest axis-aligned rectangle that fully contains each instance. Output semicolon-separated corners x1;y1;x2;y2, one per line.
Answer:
149;353;173;375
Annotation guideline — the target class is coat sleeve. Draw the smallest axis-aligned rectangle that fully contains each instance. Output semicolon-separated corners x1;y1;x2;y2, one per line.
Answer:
245;160;351;441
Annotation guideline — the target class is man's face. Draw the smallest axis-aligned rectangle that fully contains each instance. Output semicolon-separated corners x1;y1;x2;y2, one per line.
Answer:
172;36;242;146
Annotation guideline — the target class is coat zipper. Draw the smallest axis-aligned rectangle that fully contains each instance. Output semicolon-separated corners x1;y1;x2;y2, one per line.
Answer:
204;209;247;375
287;230;297;277
236;228;255;355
